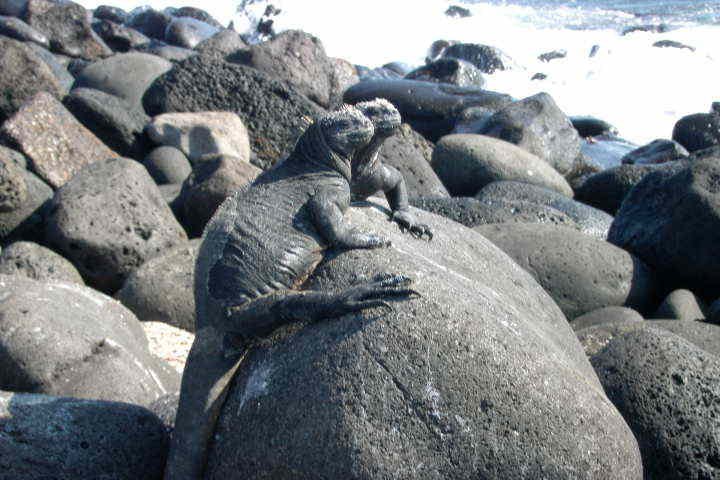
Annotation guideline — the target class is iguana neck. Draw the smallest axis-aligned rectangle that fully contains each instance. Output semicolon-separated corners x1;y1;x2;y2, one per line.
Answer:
293;123;352;182
353;134;388;178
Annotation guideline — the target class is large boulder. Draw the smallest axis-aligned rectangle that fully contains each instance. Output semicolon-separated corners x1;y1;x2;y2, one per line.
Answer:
580;136;636;171
1;91;118;188
73;52;172;112
405;58;485;88
26;42;74;91
229;29;334;108
478;93;582;176
570;306;643;332
343;79;512;142
205;202;642;479
672;109;720;152
476;181;613;238
651;289;706;321
126;7;172;40
477;223;658;319
410;196;578;230
375;124;448;198
0;14;49;47
146;111;251;164
44;157;188;293
0;36;63;123
608;158;720;294
22;0;111;59
0;240;83;284
92;18;150;53
590;325;720;480
432;134;573;197
63;87;151;159
0;274;179;404
164;16;218;49
440;42;510;73
116;239;199;332
0;391;167;479
621;138;689;165
0;153;27;212
143;145;192;185
194;28;247;57
177;154;261;237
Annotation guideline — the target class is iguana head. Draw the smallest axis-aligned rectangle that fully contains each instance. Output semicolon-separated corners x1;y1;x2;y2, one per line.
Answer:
355;98;402;138
319;105;375;158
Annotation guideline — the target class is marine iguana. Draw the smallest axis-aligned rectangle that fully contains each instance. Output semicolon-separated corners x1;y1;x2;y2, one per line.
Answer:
165;106;417;480
352;98;433;239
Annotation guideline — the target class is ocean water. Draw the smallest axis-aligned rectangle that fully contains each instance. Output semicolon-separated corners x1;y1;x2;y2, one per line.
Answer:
77;0;720;144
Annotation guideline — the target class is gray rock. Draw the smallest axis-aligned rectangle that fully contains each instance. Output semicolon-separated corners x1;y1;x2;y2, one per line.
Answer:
136;39;196;62
451;106;495;134
22;0;111;59
26;42;74;91
116;239;199;332
441;42;510;73
538;49;567;62
92;4;127;24
229;29;335;108
2;91;118;188
178;155;261;237
143;146;191;185
608;158;720;294
205;202;642;479
405;58;485;88
374;124;448;198
73;52;172;112
0;274;179;403
477;181;614;238
573;162;678;215
621;138;689;165
0;170;50;243
158;182;182;218
478;93;582;176
0;155;27;212
343;79;512;142
63;87;151;159
580;136;637;170
651;289;706;321
0;390;167;479
432;134;573;197
0;14;47;46
328;57;359;108
126;7;171;40
0;144;26;168
92;18;150;52
477;223;659;319
445;5;472;17
672;109;720;152
0;241;83;283
148;391;179;435
45;157;187;293
146;111;250;164
653;39;695;51
164;16;218;49
0;35;63;123
172;6;222;28
570;116;618;137
571;306;643;332
0;0;26;17
144;53;323;170
590;325;720;480
194;28;246;57
410;196;578;230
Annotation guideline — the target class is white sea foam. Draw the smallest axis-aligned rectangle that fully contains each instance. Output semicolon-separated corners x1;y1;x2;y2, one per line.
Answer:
77;0;720;144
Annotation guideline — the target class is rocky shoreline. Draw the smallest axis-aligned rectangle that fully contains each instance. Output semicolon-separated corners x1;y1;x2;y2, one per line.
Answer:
0;1;719;478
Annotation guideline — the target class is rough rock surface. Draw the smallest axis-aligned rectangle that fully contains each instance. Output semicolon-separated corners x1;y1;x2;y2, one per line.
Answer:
432;134;573;197
146;111;250;164
405;58;485;88
571;306;644;332
478;93;582;176
672;110;720;152
0;154;27;212
0;390;168;479
608;158;720;294
441;42;510;73
22;0;112;59
92;18;150;53
194;28;247;57
1;91;118;188
63;87;151;159
205;202;641;479
73;52;172;112
0;36;63;123
0;170;51;243
116;239;200;332
476;181;613;238
0;14;49;47
144;53;323;170
0;275;179;404
164;16;219;49
0;241;83;284
590;325;720;480
477;223;658;319
44;157;188;293
621;138;689;165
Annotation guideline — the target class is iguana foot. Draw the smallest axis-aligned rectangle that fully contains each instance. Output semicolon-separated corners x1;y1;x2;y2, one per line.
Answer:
334;273;418;314
392;210;433;240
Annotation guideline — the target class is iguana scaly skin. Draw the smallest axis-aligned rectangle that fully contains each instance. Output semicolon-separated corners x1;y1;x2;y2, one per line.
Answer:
352;99;433;239
165;106;417;480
